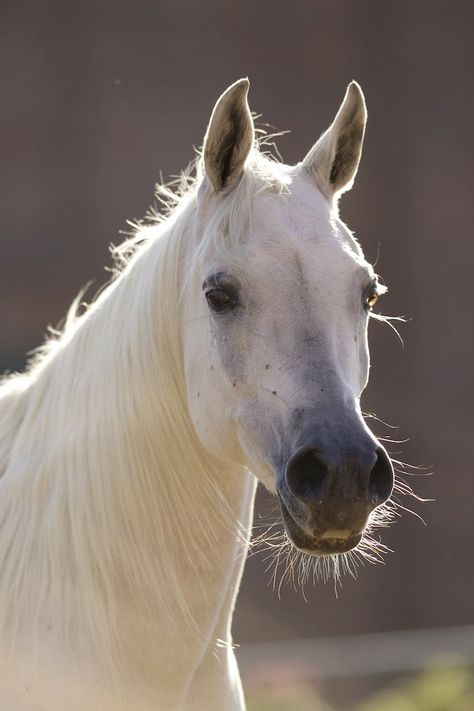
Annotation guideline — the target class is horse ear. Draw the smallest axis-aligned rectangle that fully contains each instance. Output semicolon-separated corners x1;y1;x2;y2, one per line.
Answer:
202;78;254;193
301;81;367;199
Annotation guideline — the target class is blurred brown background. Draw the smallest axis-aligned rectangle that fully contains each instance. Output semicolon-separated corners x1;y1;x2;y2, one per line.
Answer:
1;0;473;705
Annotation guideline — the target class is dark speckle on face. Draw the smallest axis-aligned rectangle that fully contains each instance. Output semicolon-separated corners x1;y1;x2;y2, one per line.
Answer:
265;364;270;370
272;390;277;395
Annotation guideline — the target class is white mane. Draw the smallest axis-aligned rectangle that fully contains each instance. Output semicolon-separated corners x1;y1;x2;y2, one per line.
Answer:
0;147;287;678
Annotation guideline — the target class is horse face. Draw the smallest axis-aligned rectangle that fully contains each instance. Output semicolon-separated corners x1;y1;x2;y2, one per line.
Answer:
183;80;393;556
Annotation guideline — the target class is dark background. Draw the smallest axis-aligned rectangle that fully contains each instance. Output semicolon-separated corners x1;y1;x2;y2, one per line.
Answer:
1;0;473;669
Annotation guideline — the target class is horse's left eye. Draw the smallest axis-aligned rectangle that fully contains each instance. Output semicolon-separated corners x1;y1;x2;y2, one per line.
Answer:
205;288;235;313
365;285;379;309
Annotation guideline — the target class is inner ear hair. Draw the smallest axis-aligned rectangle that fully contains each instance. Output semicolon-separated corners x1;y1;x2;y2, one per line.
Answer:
217;108;250;188
329;118;366;189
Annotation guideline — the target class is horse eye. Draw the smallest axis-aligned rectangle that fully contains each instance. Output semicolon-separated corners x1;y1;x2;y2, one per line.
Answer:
205;287;235;312
365;286;379;309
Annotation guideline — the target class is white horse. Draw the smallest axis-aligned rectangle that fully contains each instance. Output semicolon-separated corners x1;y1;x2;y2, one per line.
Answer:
0;79;394;710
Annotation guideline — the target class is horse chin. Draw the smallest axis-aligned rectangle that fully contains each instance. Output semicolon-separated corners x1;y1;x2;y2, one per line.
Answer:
278;494;363;557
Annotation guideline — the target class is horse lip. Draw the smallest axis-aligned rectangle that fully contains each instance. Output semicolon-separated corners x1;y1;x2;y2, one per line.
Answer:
277;491;363;556
319;528;353;540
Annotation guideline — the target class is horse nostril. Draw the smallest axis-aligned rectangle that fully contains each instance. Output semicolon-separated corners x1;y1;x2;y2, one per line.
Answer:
286;449;329;504
368;448;394;508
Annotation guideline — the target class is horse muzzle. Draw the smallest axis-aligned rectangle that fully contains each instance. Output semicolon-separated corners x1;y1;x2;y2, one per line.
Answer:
278;441;394;555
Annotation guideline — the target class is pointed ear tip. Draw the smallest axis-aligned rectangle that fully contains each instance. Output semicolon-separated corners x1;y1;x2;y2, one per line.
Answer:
347;80;366;102
210;78;251;121
228;77;250;95
343;82;367;121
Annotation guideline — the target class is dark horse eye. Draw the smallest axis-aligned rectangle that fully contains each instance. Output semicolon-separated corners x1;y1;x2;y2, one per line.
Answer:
205;287;235;312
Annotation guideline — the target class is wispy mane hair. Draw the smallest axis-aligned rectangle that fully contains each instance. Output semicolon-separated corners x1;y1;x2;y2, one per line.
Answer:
0;143;288;672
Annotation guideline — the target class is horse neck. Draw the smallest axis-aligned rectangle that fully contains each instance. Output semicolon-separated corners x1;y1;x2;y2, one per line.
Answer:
0;211;254;674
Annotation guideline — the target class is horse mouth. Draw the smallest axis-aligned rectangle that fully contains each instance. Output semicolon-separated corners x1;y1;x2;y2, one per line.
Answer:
278;494;363;556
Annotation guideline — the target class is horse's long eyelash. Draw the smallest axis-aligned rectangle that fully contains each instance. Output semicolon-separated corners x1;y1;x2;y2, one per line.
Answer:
370;311;406;347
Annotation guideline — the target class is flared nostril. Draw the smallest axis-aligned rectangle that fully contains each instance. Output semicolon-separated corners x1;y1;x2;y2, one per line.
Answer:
368;448;394;508
286;449;330;504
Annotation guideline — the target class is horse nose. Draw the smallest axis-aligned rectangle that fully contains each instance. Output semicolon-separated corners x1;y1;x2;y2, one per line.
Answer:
285;449;331;504
367;447;393;508
285;445;393;511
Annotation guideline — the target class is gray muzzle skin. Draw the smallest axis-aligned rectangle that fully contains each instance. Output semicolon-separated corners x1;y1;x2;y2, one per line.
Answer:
278;433;394;555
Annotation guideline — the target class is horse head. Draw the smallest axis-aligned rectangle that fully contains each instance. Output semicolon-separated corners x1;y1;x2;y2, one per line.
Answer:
183;79;393;556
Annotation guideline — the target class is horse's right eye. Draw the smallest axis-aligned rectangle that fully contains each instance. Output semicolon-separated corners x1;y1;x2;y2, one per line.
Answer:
205;288;235;313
